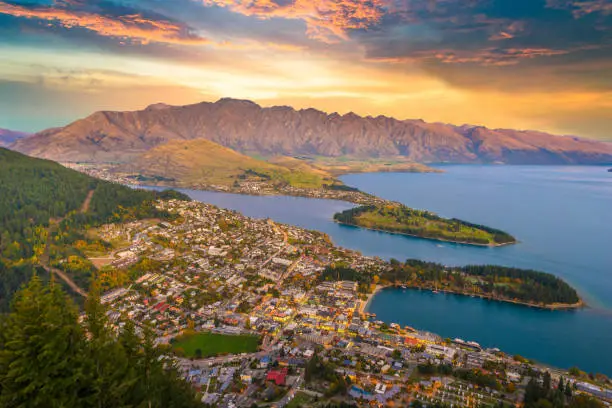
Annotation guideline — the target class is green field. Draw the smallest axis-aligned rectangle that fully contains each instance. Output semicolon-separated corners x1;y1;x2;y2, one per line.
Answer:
172;332;260;358
286;392;314;408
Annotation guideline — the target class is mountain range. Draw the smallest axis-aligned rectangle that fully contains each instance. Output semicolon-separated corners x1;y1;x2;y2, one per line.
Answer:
0;128;29;147
11;98;612;164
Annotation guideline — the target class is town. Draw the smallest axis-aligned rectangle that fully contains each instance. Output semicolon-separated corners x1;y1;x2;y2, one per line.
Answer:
61;162;392;206
92;199;611;408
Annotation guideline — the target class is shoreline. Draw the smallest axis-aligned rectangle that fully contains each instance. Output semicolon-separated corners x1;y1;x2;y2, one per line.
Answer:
140;182;516;248
367;284;585;311
133;181;387;206
359;285;385;315
137;183;582;312
335;220;517;248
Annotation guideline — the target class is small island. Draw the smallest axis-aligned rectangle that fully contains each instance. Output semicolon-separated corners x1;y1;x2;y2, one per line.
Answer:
334;203;517;246
321;260;583;310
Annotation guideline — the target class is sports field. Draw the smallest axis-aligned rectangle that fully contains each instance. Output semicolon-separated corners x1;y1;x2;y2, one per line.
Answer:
172;332;260;358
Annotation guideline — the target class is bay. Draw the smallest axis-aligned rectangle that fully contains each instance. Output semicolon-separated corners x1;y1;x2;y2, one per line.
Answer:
144;165;612;374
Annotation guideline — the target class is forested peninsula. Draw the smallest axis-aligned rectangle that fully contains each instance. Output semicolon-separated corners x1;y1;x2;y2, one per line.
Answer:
334;204;517;246
320;259;582;309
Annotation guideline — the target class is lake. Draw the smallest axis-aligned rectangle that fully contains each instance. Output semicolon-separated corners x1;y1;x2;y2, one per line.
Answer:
147;165;612;374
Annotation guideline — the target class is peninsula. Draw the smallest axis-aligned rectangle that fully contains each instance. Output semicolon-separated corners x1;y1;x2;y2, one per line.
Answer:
321;260;582;310
334;203;517;246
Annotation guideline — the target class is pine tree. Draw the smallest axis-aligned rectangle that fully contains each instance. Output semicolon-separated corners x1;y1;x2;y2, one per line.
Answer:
84;279;136;408
565;380;573;398
0;276;90;407
0;276;199;408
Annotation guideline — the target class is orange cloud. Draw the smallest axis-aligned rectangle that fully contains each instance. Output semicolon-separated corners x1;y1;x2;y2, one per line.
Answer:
546;0;612;17
571;1;612;16
434;48;570;65
367;47;583;66
489;21;525;41
0;1;208;45
214;39;304;51
202;0;387;42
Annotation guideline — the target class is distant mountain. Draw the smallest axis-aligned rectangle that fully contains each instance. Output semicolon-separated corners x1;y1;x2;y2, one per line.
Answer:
0;128;29;147
12;98;612;164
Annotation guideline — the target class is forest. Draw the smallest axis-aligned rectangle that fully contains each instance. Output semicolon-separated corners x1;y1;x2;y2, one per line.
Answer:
333;204;516;246
0;275;200;407
524;371;604;408
320;258;580;307
0;148;188;310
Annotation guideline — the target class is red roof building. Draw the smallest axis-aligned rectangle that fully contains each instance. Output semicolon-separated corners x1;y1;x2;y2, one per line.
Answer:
266;368;288;386
404;336;420;346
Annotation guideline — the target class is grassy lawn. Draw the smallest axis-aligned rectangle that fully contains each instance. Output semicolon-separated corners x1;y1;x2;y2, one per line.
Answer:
286;391;314;408
172;332;260;358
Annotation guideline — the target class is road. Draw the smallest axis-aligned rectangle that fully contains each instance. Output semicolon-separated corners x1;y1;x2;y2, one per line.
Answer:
276;375;303;408
79;189;95;213
39;189;95;298
260;220;289;268
40;264;88;297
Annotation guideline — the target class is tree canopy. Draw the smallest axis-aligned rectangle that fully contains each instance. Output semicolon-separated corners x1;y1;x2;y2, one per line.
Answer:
0;275;200;407
0;148;188;310
334;204;516;246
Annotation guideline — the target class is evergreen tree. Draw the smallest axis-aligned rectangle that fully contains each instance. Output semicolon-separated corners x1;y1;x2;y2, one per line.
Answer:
0;276;199;408
565;381;573;398
544;371;552;392
0;276;90;407
559;377;565;393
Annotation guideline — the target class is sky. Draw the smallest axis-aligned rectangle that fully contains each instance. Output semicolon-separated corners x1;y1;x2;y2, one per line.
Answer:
0;0;610;140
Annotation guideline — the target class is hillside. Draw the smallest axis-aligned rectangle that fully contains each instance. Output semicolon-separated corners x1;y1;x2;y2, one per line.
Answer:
12;98;612;164
117;138;336;189
0;128;29;147
0;148;186;310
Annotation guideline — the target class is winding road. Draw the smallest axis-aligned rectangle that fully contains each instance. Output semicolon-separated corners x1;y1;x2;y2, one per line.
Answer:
39;189;95;298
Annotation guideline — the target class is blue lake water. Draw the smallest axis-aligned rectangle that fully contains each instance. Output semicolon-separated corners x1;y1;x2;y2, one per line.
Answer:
147;165;612;374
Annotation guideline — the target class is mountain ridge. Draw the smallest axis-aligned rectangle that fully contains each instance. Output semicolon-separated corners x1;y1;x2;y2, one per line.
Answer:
0;128;30;147
11;98;612;164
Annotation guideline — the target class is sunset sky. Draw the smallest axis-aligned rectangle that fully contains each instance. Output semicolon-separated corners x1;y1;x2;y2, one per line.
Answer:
0;0;611;140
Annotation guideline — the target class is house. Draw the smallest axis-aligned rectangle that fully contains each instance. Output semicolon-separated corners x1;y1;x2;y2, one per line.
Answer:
259;356;271;369
266;368;288;386
375;383;387;394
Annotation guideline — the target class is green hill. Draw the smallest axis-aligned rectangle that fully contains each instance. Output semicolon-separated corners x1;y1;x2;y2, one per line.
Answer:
116;139;337;189
0;148;186;310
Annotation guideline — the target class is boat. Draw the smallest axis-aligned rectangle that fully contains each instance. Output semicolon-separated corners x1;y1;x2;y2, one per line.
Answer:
401;285;407;289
